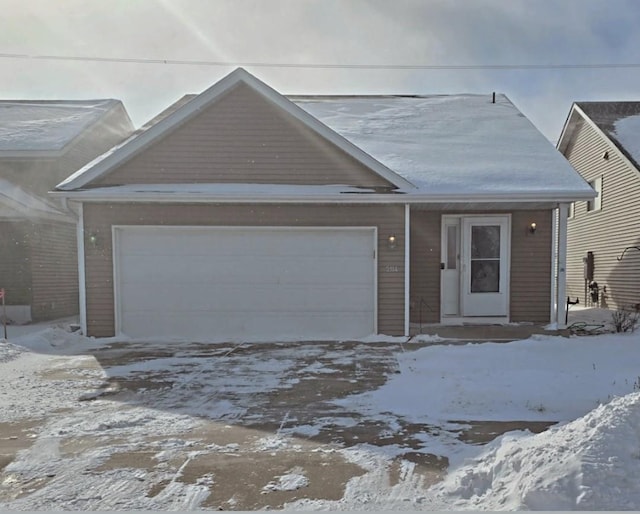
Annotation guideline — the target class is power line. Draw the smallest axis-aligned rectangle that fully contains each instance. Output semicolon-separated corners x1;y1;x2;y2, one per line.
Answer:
1;52;640;70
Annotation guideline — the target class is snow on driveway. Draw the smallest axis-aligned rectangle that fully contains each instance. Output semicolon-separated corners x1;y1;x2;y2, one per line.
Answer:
1;323;640;510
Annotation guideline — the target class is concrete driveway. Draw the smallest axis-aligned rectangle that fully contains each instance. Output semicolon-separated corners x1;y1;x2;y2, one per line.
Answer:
0;337;552;510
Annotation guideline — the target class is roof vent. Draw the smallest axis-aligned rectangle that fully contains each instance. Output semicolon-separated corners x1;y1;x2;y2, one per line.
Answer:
492;92;496;104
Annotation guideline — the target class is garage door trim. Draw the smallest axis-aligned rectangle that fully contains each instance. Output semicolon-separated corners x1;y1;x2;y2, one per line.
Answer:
111;225;378;339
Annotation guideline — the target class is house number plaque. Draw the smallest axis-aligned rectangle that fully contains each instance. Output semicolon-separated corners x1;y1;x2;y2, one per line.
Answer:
384;265;400;273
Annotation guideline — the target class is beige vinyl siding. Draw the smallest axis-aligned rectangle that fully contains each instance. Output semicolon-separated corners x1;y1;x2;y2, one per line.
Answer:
565;119;640;310
409;209;552;323
409;211;441;323
30;222;79;321
96;83;394;189
82;202;405;337
510;210;552;322
0;221;32;305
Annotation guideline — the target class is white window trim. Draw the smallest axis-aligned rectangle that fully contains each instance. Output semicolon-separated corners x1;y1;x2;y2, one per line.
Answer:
587;176;602;213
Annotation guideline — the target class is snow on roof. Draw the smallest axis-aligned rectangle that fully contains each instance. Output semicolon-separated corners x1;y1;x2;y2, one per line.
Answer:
577;101;640;170
294;94;594;197
613;114;640;169
0;99;120;153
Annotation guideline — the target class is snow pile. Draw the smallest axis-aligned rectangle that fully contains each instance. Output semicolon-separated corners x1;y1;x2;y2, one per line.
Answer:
0;339;24;362
14;326;90;352
432;392;640;510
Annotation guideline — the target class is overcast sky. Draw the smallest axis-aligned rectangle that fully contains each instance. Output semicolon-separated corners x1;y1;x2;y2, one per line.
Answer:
2;0;639;142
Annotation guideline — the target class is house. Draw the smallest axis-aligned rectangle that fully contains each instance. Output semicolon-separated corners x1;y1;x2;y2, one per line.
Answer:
0;100;133;324
557;101;640;311
53;69;594;341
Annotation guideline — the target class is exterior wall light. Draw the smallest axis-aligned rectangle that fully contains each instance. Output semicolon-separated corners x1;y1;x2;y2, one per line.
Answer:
529;222;537;234
88;233;99;248
387;234;397;249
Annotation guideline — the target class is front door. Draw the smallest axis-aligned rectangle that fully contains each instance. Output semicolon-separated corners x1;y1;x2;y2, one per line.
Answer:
441;215;510;319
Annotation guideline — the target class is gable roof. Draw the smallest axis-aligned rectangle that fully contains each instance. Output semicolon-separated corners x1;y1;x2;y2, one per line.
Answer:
56;68;414;191
0;99;126;157
55;68;594;203
573;102;640;170
294;94;594;199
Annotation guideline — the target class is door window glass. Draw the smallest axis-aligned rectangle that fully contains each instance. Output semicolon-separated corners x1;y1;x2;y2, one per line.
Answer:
446;225;457;269
470;225;500;292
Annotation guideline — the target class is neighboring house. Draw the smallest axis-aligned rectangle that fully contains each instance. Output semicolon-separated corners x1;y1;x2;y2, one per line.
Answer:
53;68;594;341
557;102;640;311
0;100;133;324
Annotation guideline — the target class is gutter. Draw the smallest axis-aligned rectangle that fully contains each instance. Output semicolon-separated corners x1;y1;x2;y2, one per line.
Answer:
50;190;596;204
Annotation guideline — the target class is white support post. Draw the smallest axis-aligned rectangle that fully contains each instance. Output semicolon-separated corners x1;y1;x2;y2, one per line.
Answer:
557;203;569;328
76;203;87;335
404;204;411;337
550;207;558;325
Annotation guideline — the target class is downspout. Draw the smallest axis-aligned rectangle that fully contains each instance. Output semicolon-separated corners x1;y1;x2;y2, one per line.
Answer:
60;196;78;219
556;203;569;328
76;203;87;335
550;207;558;325
404;204;411;337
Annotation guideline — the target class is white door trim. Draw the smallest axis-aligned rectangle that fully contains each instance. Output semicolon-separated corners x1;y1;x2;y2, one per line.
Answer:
111;225;378;339
440;214;511;323
440;215;461;318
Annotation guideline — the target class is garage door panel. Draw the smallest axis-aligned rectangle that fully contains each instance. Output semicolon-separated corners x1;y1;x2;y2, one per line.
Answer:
121;257;371;290
115;226;376;340
119;229;373;257
121;310;375;340
120;254;373;285
121;283;374;313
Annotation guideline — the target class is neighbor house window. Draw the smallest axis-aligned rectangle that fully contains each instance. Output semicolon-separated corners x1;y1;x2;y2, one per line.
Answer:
587;177;602;212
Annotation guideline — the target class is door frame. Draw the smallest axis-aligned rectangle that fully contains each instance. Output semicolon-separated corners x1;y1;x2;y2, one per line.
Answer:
440;214;511;324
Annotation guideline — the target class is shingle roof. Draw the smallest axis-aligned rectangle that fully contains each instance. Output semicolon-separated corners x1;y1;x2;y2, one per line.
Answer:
0;99;120;153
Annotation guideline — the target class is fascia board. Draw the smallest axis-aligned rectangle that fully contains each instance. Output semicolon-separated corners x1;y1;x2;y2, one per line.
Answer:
556;103;580;153
50;189;595;204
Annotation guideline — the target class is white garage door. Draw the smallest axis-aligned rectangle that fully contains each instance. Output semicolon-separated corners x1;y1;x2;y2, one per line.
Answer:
113;226;376;340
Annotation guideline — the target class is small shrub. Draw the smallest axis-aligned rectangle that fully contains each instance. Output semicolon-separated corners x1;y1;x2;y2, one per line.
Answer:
611;305;640;333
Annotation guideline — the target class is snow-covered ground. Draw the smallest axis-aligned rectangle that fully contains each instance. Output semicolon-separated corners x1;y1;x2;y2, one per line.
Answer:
1;312;639;510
